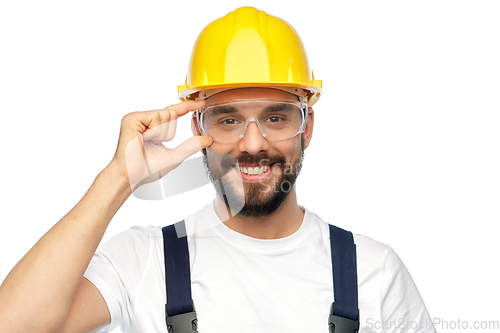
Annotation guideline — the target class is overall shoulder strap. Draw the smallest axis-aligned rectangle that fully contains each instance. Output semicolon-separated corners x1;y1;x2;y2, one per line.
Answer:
162;220;199;333
328;224;360;333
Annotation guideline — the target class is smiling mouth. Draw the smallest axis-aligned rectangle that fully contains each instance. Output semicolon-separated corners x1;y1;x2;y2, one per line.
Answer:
236;164;271;176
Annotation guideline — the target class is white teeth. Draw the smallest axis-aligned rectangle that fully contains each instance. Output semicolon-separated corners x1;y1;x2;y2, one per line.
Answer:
238;165;270;175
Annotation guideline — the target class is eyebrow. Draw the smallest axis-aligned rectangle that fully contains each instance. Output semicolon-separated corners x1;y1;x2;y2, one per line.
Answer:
263;103;295;113
207;105;239;116
208;103;295;116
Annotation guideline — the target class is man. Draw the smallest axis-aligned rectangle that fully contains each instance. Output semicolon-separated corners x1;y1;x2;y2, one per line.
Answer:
0;7;435;333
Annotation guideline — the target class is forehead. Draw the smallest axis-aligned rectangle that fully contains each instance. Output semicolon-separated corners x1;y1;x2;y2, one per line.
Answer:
205;88;297;105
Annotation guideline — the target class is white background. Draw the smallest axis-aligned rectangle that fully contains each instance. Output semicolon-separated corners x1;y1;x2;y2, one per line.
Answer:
1;1;499;332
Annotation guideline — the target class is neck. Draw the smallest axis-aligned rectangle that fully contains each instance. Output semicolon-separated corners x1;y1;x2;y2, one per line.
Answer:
213;186;305;239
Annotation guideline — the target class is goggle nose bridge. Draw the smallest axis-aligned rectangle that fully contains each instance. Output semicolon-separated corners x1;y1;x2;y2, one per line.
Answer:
239;117;267;139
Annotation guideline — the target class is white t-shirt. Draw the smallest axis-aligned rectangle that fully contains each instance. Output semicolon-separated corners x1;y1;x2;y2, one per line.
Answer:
84;203;436;333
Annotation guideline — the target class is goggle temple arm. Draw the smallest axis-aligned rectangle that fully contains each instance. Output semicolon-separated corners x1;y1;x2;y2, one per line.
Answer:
195;91;207;137
299;95;309;134
195;109;206;137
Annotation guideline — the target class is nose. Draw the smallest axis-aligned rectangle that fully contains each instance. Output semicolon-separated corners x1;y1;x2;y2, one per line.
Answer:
238;120;269;155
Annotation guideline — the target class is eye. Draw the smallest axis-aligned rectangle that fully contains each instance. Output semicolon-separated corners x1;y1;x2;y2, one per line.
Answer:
266;115;286;123
220;118;239;125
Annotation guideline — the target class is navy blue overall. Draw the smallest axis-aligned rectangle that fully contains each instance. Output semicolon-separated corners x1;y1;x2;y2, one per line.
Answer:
162;221;360;333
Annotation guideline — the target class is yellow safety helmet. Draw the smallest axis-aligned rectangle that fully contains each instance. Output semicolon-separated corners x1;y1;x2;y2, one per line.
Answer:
178;6;322;107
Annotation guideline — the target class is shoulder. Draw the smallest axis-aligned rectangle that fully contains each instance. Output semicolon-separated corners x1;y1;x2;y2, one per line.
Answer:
353;233;392;263
94;225;164;269
305;209;396;279
305;209;392;259
97;202;214;256
100;225;163;251
84;226;168;331
84;226;166;307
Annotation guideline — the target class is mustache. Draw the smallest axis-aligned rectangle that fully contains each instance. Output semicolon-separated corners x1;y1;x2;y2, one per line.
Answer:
221;153;286;169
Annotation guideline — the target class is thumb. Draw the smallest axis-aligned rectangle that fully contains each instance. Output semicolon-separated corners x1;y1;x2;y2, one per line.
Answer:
171;136;213;165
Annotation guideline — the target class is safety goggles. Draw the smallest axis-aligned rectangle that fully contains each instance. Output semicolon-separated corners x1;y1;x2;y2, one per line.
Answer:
196;99;308;143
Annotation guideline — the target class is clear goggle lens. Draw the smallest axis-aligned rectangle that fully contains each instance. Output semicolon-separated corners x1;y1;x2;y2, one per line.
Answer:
197;99;307;143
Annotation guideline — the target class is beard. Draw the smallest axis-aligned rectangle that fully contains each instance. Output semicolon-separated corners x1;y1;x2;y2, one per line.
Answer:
202;135;305;218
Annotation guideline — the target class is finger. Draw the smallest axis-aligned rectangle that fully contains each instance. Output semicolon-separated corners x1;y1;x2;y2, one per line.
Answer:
141;110;165;141
164;100;206;119
170;136;213;165
141;100;206;141
164;115;177;142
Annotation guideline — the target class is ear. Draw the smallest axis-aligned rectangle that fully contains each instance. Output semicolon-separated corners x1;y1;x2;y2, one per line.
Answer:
302;108;314;150
191;112;202;136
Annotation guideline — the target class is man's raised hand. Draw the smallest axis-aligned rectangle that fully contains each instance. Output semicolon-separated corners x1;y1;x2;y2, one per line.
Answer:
109;100;212;191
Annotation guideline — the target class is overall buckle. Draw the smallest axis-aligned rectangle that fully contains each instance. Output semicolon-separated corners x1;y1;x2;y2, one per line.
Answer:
165;304;199;333
328;302;360;333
